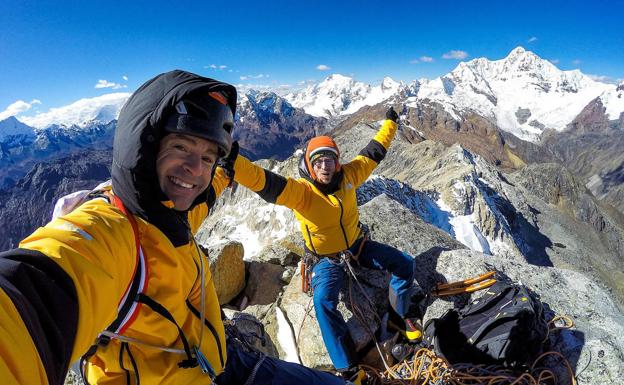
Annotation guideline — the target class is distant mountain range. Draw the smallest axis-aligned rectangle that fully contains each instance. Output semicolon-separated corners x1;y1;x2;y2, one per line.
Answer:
1;46;623;221
6;47;622;141
285;47;623;142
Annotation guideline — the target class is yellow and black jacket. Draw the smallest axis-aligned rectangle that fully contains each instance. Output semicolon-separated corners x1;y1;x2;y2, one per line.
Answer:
233;120;398;255
0;70;237;385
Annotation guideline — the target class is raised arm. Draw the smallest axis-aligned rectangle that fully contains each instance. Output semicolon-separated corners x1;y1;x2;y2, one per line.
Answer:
233;154;311;212
342;107;399;187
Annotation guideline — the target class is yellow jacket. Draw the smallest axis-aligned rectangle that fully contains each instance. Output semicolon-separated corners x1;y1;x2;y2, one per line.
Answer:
234;120;397;255
0;172;231;385
0;70;240;385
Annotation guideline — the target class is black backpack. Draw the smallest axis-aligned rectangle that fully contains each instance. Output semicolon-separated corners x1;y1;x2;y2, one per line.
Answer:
424;281;548;367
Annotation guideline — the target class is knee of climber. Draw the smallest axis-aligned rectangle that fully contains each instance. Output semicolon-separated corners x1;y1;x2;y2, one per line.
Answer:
313;289;339;311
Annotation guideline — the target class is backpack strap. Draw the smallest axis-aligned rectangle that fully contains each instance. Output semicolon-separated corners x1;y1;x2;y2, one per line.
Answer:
80;192;148;384
105;193;148;335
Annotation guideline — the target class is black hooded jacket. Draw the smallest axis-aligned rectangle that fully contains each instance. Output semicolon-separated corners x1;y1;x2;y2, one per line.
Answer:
0;70;237;385
112;70;237;246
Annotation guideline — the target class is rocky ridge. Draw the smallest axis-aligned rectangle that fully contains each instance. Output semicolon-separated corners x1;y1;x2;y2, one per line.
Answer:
540;98;624;214
0;150;112;250
0;120;116;189
194;121;624;384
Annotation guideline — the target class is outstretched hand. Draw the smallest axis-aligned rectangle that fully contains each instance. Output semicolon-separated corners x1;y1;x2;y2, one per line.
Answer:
385;107;399;123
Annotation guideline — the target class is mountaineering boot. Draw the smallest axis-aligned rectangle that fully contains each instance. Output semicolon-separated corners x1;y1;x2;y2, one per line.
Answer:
340;366;366;385
386;291;425;343
404;290;426;343
404;317;423;343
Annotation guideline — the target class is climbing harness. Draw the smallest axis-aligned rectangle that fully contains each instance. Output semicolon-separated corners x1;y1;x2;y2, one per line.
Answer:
301;226;370;296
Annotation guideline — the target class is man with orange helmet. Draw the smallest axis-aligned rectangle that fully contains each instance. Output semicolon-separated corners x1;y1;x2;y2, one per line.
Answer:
229;107;424;383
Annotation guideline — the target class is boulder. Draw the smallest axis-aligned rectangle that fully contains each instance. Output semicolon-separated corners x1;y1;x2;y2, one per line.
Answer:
205;240;245;305
254;235;302;266
244;261;286;306
222;304;280;359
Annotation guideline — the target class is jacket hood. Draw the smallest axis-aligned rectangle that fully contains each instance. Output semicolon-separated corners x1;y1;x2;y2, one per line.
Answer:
112;70;237;246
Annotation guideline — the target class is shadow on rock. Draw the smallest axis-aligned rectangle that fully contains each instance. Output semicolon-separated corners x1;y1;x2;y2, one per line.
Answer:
480;183;554;267
412;246;467;309
542;302;586;379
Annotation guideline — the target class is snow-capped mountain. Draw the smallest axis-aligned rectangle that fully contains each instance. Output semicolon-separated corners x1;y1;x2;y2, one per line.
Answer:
0;118;116;189
285;74;402;119
0;90;324;188
235;91;327;160
291;48;623;143
412;47;619;141
0;116;35;141
597;80;624;120
19;92;131;129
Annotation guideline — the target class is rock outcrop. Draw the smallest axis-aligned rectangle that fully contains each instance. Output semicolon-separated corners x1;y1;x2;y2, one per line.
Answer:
540;97;624;214
197;121;624;384
0;149;112;250
205;240;246;305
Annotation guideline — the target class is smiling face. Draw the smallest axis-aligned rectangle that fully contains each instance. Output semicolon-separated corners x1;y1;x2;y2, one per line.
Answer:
156;134;219;211
312;156;337;184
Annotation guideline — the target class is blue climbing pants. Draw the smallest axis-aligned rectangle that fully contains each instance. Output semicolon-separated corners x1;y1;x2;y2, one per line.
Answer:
215;342;346;384
311;238;416;371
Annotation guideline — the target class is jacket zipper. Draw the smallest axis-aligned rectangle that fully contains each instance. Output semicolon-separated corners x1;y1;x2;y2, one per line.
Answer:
334;195;350;250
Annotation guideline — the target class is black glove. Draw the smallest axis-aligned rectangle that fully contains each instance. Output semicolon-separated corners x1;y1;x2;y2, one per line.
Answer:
385;107;399;123
217;141;239;186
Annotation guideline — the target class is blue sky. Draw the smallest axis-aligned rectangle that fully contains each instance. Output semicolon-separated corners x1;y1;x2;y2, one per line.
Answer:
1;0;623;117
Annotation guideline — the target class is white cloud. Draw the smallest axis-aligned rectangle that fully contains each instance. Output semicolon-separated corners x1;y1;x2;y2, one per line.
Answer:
95;79;127;90
122;75;128;81
0;99;42;120
587;74;622;85
235;83;296;96
409;55;432;64
19;93;131;128
549;59;560;64
316;64;331;71
572;59;582;66
442;50;469;60
240;74;268;81
205;64;228;71
528;36;538;43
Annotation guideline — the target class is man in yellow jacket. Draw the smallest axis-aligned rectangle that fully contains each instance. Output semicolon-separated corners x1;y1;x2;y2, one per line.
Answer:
230;108;424;382
0;70;347;385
